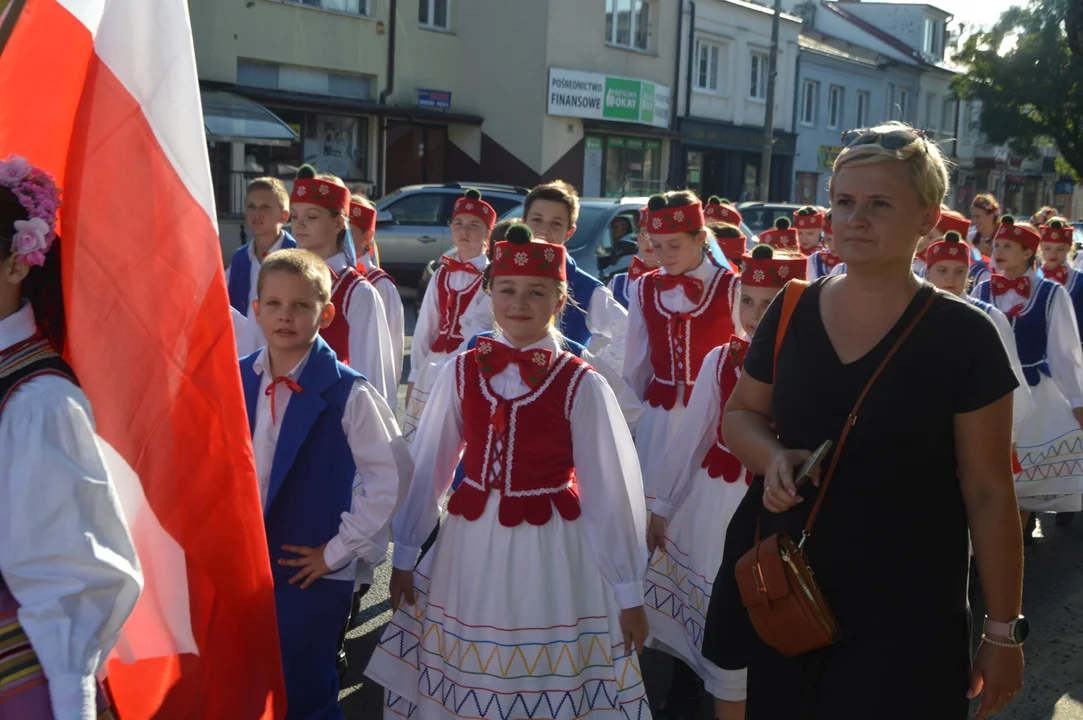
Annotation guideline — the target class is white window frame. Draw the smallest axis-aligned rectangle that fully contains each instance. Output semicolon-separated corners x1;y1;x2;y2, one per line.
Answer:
926;92;938;130
855;90;870;128
941;97;955;135
827;85;842;130
287;0;371;15
419;0;450;31
606;0;652;53
694;38;722;94
750;52;769;101
800;79;817;127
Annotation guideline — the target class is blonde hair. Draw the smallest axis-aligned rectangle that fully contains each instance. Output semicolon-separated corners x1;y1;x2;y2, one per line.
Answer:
247;176;289;210
257;248;333;304
351;193;375;210
829;122;951;209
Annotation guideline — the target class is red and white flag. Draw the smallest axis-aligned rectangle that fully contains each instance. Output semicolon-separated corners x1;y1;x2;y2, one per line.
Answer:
0;1;286;717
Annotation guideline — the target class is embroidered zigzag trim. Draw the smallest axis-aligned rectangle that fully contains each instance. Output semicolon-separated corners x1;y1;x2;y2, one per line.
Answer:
644;580;705;649
1016;433;1083;482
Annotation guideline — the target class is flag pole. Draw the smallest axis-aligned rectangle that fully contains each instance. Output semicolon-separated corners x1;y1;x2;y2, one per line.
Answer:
0;0;26;55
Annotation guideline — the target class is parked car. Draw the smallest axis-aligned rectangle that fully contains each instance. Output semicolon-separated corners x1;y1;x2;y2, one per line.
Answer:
416;197;758;308
736;202;803;235
373;182;528;285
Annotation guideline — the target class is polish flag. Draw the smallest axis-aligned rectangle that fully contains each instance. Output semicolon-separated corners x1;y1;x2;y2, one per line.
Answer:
0;1;286;718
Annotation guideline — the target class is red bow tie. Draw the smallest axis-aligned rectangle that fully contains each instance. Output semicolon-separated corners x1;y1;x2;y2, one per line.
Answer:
1045;265;1070;286
442;256;482;275
628;255;651;280
991;275;1031;299
654;272;705;303
265;376;303;424
476;338;553;390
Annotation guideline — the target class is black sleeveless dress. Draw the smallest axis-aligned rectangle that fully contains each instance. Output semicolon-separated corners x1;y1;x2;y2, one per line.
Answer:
701;278;1018;719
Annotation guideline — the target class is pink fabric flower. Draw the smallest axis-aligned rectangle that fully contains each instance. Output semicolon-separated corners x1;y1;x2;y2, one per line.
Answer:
0;156;30;186
12;217;48;265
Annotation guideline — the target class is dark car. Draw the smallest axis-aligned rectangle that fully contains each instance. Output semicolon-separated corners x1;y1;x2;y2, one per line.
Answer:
736;202;803;235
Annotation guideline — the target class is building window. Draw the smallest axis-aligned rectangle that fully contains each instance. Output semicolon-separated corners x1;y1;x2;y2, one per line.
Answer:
855;90;870;127
604;135;663;196
238;59;374;100
926;92;938;130
828;85;842;130
941;97;955;135
750;53;768;101
286;0;370;14
305;113;370;181
800;79;817;126
419;0;450;30
898;89;910;121
695;39;721;93
606;0;651;52
923;17;941;57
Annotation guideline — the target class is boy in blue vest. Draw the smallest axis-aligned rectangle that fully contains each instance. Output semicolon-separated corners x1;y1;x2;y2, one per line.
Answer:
523;180;628;372
242;248;404;719
227;177;297;356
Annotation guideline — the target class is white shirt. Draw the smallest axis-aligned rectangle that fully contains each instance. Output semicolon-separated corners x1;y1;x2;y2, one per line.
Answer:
250;346;406;577
408;255;492;382
623;259;740;399
391;334;648;610
984;269;1083;408
360;254;406;388
226;232;292;357
230;306;247;356
961;293;1036;437
326;252;399;407
582;284;629;373
0;302;142;718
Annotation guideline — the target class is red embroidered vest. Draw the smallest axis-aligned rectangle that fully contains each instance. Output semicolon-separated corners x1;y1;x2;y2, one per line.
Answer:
431;267;484;354
640;266;737;410
701;339;752;485
446;349;591;527
320;266;367;366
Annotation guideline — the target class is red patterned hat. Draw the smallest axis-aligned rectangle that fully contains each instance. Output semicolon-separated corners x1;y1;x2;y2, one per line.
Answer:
937;210;970;237
994;217;1040;254
291;178;350;214
1040;222;1072;246
491;224;566;281
759;227;799;251
703;196;743;225
823;212;833;236
452;189;496;230
648;195;705;234
793;208;825;230
349;201;377;232
716;235;747;259
926;233;971;269
741;246;807;287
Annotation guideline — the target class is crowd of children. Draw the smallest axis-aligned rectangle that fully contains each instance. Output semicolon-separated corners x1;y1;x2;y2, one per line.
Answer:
6;139;1074;719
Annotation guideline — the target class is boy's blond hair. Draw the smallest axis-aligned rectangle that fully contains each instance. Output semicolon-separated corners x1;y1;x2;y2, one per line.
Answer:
247;176;289;210
829;122;951;209
258;248;332;304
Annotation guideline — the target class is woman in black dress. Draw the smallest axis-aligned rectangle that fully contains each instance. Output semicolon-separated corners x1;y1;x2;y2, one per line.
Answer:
702;124;1026;720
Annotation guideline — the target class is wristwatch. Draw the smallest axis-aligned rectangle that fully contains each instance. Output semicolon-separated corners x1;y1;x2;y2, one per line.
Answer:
984;615;1030;644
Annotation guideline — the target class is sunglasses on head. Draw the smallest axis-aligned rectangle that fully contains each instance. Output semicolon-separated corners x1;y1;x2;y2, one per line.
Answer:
840;128;927;150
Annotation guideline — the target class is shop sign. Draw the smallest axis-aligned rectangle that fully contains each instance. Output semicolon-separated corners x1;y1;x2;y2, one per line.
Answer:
818;145;843;170
547;68;671;129
417;89;452;109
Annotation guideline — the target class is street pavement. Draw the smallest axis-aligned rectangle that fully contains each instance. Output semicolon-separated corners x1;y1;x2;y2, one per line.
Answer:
338;295;1083;719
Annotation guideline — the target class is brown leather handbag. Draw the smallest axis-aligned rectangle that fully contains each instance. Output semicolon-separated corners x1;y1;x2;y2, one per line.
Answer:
735;282;936;657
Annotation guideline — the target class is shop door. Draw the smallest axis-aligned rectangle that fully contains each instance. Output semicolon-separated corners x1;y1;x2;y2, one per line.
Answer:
386;121;447;192
795;172;819;206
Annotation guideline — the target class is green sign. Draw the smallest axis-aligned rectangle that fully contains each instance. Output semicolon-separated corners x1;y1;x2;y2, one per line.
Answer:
608;137;625;149
548;68;672;129
603;77;641;122
586;136;603;151
626;138;644;151
645;139;662;151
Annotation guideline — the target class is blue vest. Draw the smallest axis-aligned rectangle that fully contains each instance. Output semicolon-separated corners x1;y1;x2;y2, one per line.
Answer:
240;335;362;575
966;257;991;294
610;273;631;309
975;277;1055;386
227;231;297;314
562;255;603;347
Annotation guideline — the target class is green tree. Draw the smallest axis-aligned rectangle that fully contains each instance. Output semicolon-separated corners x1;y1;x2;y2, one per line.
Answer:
953;0;1083;180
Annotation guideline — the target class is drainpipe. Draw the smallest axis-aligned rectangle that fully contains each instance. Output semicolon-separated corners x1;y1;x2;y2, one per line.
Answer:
685;1;695;119
376;0;397;196
667;0;684;188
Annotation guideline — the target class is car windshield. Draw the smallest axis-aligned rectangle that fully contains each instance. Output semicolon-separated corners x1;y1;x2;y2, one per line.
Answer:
742;207;794;234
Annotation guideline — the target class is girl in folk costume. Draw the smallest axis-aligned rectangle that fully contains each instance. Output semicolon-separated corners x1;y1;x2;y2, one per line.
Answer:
973;217;1083;520
914;208;971;278
969;193;1000;258
643;244;804;720
710;222;749;274
607;208;661;309
807;211;843;280
404;189;496;443
0;156;142;718
1037;218;1083;347
349;195;405;385
925;231;1035;438
793;205;825;257
366;224;651;720
290;165;398;405
625;191;739;502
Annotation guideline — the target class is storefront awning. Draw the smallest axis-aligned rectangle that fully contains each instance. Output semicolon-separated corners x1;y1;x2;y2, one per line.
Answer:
201;90;300;146
581;120;682;139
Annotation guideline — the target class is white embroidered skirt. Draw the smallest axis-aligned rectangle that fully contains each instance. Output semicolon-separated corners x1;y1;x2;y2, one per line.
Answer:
1015;376;1083;511
635;399;687;503
403;350;449;444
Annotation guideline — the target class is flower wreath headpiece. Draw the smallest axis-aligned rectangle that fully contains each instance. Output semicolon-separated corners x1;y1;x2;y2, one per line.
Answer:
0;155;62;267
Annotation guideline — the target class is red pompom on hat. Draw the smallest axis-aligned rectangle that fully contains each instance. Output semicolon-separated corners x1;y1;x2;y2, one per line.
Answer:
291;168;350;214
452;188;497;230
936;210;970;237
491;224;566;281
647;194;705;234
793;207;825;230
741;245;807;287
349;201;377;232
926;232;972;270
703;196;743;225
994;216;1040;254
1040;222;1072;246
716;235;747;260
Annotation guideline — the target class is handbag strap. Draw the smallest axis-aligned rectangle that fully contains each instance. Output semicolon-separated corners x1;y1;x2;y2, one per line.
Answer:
800;286;937;542
773;280;808;381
